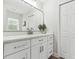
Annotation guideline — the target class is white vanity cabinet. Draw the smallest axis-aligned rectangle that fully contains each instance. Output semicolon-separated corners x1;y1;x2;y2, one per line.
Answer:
31;36;48;59
4;34;54;59
4;48;30;59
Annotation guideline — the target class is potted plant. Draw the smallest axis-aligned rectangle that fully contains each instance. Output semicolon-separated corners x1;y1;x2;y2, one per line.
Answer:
38;24;47;34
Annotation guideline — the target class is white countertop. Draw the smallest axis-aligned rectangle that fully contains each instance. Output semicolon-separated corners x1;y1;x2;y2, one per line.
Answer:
3;33;53;43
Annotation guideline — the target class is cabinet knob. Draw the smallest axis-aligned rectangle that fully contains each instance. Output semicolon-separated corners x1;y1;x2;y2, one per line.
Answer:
39;39;43;41
13;44;26;49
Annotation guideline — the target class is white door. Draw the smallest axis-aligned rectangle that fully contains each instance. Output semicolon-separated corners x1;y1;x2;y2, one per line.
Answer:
31;44;40;59
59;1;75;59
4;48;30;59
40;42;48;59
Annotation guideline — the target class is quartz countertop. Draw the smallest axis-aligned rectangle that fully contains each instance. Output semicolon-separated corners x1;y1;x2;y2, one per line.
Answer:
3;33;53;43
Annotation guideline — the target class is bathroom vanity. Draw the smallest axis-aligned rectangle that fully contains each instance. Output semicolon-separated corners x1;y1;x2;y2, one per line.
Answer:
3;33;53;59
3;0;53;59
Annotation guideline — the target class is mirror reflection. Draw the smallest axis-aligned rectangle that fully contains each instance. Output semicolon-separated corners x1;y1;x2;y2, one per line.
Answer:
3;0;43;32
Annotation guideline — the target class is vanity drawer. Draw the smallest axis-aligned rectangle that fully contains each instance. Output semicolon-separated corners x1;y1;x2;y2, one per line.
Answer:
48;40;53;48
48;35;53;41
48;47;53;58
31;37;47;46
4;48;30;59
38;37;47;43
4;40;30;56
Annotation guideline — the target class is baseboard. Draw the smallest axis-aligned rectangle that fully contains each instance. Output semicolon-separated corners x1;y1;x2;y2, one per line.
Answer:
52;53;64;59
53;53;60;58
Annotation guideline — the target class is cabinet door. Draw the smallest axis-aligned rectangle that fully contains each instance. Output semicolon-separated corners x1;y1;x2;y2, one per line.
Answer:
31;44;40;59
48;47;53;58
4;48;30;59
40;42;48;59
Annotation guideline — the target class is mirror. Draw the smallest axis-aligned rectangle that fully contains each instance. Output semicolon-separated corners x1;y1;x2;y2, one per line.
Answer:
3;0;44;32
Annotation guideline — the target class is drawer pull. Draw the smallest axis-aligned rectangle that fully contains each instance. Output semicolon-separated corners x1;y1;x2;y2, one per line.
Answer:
39;39;43;41
40;46;44;53
14;44;26;49
40;47;41;53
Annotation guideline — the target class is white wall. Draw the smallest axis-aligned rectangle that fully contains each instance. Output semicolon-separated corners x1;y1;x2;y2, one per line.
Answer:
43;0;59;54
